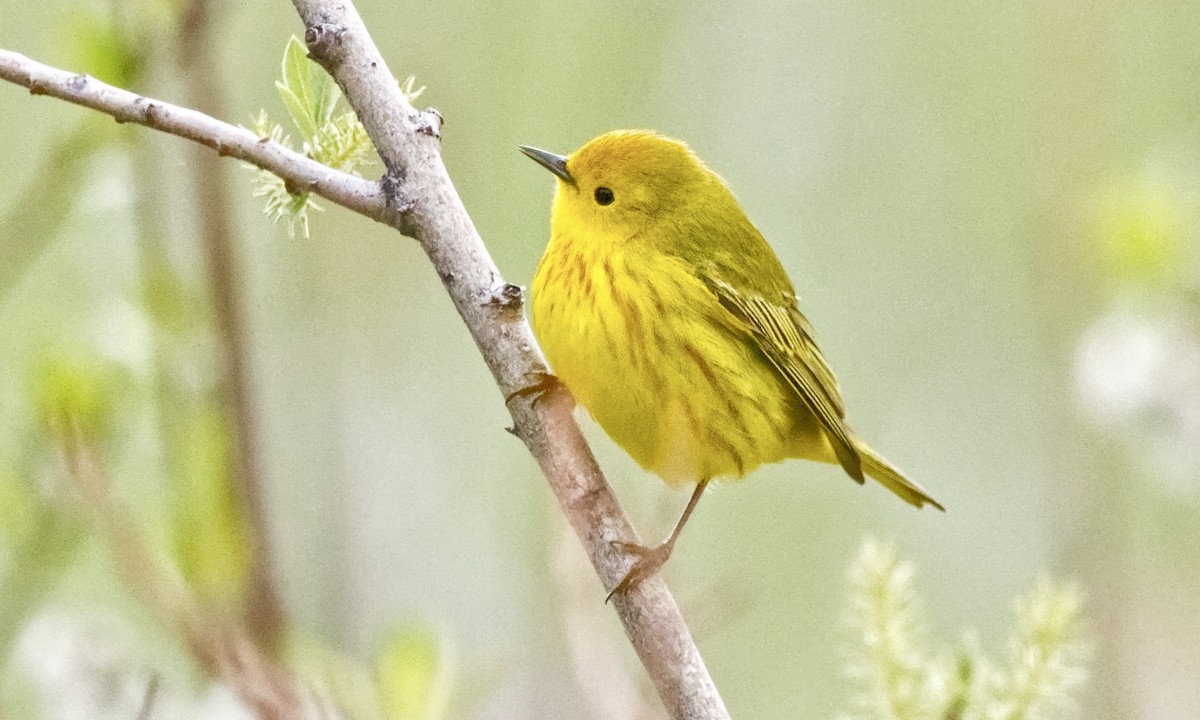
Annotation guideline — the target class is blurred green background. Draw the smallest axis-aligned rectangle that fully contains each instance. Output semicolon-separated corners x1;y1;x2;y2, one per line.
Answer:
1;0;1198;718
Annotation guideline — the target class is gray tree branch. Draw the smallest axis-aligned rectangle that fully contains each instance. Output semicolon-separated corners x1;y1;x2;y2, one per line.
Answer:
0;49;384;219
286;3;728;717
1;7;730;712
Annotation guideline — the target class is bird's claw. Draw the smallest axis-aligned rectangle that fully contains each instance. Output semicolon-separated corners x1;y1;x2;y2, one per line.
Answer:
505;372;562;407
605;540;673;603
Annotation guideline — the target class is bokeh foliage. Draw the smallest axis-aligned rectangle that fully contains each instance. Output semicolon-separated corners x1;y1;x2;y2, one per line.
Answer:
1;0;1197;718
841;542;1088;720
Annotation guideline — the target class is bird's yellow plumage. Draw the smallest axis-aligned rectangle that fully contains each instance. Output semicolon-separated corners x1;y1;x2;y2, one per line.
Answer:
531;214;812;487
521;130;941;596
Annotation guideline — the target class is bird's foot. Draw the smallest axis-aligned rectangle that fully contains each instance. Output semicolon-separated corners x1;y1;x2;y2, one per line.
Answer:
505;371;564;407
606;540;674;603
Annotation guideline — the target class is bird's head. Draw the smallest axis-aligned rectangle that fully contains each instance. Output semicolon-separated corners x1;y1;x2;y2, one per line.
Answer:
520;130;723;244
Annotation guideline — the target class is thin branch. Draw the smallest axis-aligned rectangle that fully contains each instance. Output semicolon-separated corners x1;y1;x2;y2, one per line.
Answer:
134;674;161;720
286;2;729;717
0;49;384;220
176;0;286;653
0;12;731;714
59;423;323;720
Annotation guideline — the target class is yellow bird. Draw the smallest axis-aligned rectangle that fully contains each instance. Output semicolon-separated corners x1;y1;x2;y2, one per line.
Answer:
520;130;942;597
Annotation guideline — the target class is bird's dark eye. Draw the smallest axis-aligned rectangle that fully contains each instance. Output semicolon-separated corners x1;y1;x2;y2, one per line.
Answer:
594;187;615;206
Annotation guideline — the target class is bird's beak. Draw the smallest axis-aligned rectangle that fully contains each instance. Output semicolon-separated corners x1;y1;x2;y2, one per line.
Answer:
518;145;575;185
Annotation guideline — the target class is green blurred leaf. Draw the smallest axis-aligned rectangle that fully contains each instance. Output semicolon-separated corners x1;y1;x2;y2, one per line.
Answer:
0;470;87;653
842;540;943;720
987;581;1089;720
168;405;250;607
280;36;314;117
61;7;145;88
399;76;426;104
376;624;450;720
139;252;193;336
0;122;114;301
841;542;1090;720
31;353;120;440
1095;180;1187;288
276;84;315;145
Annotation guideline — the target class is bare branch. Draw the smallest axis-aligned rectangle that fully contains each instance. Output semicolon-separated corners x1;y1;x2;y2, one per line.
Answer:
287;2;729;717
1;5;731;710
0;49;384;221
176;0;287;653
59;424;321;720
135;674;161;720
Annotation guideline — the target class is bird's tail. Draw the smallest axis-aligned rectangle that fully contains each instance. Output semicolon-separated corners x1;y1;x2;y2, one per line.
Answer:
855;440;945;511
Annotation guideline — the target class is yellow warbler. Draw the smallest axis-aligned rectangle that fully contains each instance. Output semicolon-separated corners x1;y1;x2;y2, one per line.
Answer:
520;130;942;597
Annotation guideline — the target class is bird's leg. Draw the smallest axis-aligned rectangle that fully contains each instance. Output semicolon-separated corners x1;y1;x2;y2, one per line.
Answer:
607;478;711;602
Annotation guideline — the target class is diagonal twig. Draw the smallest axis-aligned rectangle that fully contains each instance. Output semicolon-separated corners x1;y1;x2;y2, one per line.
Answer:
58;423;318;720
1;6;731;712
0;49;384;220
176;0;286;653
285;2;729;716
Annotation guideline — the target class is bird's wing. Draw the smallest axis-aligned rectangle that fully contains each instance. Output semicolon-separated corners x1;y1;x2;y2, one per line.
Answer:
701;271;864;483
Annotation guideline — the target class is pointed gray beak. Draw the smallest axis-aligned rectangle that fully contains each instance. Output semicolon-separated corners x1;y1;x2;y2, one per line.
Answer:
519;145;575;185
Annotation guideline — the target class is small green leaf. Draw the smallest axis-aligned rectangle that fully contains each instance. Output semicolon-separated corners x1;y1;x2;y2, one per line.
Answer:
376;625;451;720
310;63;340;130
277;36;341;143
0;496;87;653
279;37;318;141
280;36;313;110
276;81;317;142
249;37;378;238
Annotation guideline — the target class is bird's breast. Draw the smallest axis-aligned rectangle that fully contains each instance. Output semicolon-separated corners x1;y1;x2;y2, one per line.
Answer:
530;235;801;485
